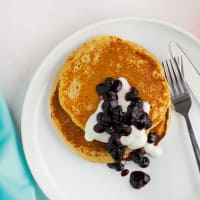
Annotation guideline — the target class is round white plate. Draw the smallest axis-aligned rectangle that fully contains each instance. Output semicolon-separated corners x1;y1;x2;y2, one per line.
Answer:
22;18;200;200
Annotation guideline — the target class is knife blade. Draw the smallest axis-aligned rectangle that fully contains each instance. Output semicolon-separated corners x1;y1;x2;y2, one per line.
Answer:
169;41;200;104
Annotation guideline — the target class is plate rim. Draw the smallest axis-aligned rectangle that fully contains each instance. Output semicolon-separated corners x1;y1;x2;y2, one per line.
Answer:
21;17;200;199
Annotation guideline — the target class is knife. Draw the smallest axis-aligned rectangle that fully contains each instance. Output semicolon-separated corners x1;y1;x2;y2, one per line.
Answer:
169;41;200;104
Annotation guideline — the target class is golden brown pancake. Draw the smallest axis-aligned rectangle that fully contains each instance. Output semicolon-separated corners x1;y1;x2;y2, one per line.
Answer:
49;83;170;163
151;108;170;145
58;35;170;131
50;84;113;163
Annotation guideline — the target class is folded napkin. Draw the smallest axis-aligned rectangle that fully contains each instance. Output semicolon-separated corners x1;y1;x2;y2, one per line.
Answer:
0;92;47;200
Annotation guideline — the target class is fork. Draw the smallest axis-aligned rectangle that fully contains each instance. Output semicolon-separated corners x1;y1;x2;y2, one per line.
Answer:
162;57;200;172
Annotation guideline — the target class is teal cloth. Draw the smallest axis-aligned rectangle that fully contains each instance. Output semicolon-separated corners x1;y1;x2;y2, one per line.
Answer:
0;92;47;200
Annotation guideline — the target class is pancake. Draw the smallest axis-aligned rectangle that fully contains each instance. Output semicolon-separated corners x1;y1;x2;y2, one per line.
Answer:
49;83;170;163
151;107;170;145
58;35;170;131
50;83;113;163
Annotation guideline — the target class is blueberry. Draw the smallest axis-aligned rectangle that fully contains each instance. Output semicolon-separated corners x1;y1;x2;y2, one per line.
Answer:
137;113;152;130
110;148;124;161
121;169;129;176
133;112;151;130
130;150;143;164
134;123;145;130
112;109;125;127
145;118;152;129
131;106;141;119
125;92;137;101
117;146;126;161
112;105;123;117
113;125;122;134
131;97;143;108
130;87;138;96
134;122;145;130
106;137;120;151
96;112;104;124
104;77;114;90
105;77;114;85
126;103;133;114
112;118;121;126
93;123;105;133
101;118;110;127
107;162;124;171
139;156;150;168
148;132;158;143
96;83;106;96
105;126;115;134
102;93;109;101
102;101;109;111
106;137;125;161
110;100;118;108
111;80;122;92
121;124;132;135
106;138;116;152
134;120;146;130
107;91;118;101
130;171;150;189
103;113;112;124
125;115;133;126
125;105;134;124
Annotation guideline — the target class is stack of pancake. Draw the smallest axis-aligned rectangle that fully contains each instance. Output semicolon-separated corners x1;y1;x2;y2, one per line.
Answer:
49;35;171;163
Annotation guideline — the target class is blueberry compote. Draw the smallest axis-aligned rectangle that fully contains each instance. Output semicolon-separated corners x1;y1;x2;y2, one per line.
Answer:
129;149;150;168
94;77;153;189
130;171;150;189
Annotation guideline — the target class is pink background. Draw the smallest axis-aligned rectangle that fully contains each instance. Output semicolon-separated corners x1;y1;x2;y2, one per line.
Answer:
0;0;200;126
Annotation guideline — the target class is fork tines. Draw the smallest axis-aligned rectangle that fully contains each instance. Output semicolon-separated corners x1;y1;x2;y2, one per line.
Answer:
162;56;188;97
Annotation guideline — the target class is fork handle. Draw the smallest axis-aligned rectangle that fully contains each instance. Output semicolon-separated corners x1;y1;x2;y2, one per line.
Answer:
184;114;200;172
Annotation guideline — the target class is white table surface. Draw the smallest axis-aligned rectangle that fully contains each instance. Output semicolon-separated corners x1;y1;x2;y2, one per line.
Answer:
1;0;200;129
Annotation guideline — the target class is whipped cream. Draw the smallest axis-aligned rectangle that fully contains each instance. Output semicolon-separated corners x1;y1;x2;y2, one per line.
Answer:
144;143;163;157
120;126;147;149
84;77;162;157
117;77;130;112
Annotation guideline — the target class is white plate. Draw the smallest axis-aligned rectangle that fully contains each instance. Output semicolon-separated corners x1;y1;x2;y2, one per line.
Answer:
22;18;200;200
